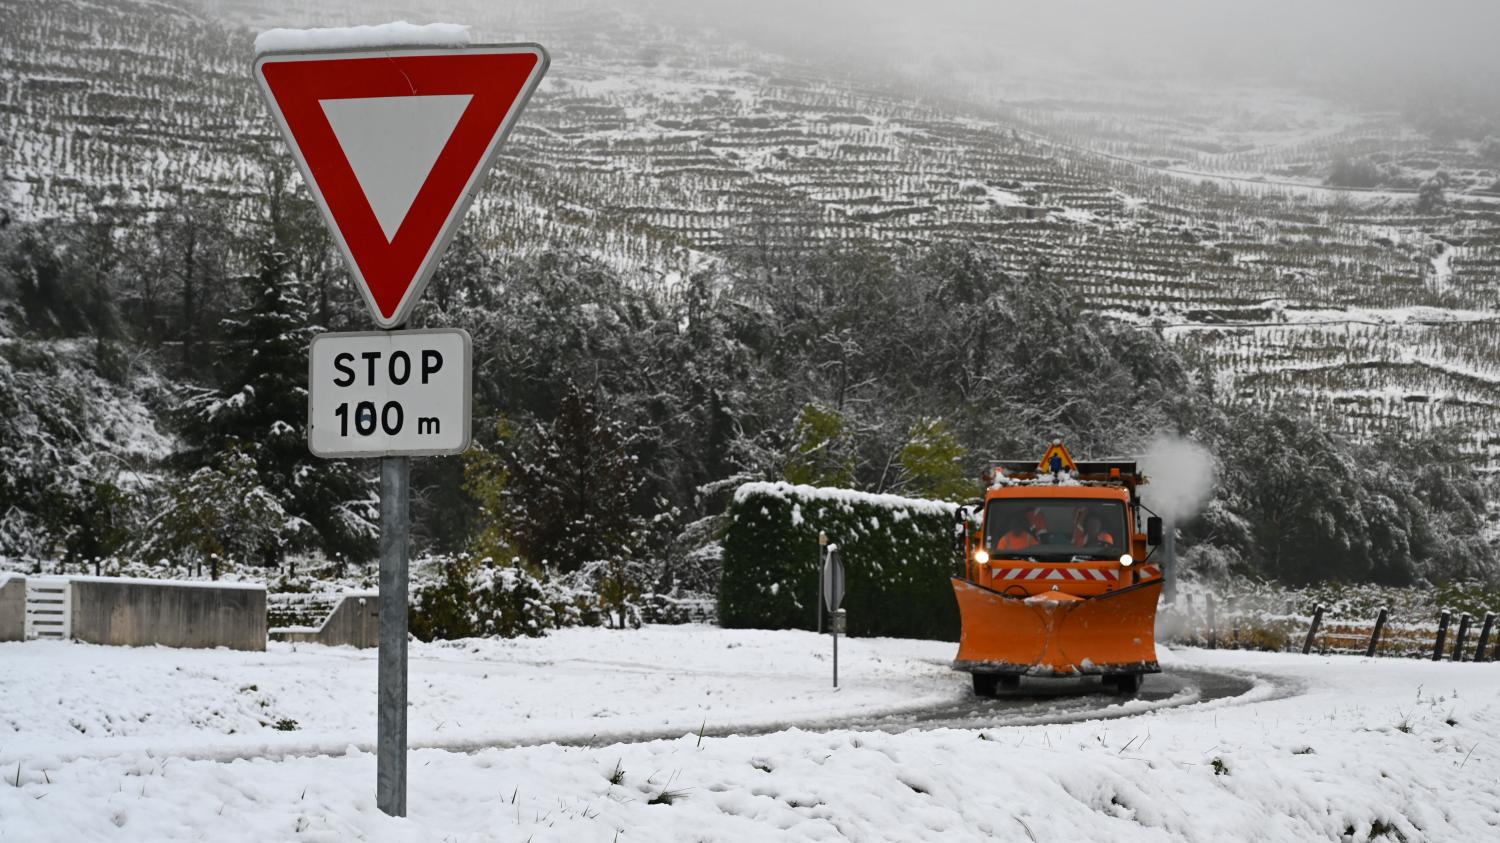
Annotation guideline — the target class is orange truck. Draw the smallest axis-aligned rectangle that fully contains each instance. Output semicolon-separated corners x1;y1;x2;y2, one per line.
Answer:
951;441;1164;695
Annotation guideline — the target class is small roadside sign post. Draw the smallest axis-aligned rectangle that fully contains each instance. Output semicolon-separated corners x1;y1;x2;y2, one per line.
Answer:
254;37;548;818
822;546;845;688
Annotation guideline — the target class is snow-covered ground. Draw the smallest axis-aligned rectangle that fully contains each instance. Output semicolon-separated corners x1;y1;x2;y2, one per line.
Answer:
3;627;1498;841
0;627;961;763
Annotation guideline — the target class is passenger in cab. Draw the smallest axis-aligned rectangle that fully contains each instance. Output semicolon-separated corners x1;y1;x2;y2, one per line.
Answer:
994;512;1039;553
1073;510;1116;547
1024;506;1047;539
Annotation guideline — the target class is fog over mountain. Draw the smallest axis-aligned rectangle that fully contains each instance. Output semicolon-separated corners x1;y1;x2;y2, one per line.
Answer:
651;0;1500;115
2;0;1497;588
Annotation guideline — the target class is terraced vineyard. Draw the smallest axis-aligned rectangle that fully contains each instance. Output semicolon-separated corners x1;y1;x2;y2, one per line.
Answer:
3;0;1497;473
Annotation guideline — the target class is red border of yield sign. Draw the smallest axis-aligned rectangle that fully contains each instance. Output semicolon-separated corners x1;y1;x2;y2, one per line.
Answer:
254;45;548;328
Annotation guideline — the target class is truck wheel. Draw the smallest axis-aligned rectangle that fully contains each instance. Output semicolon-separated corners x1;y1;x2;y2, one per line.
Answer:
998;675;1021;692
1107;674;1143;695
972;673;998;697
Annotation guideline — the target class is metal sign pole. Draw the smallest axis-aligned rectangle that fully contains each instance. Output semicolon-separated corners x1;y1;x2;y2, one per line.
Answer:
822;545;845;689
832;615;838;688
376;454;410;817
1162;518;1177;605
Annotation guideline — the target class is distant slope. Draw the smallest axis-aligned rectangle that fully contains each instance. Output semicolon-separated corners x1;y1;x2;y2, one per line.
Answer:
2;0;1497;471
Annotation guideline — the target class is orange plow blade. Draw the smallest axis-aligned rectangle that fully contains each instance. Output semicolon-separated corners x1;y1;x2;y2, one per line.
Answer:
951;578;1162;677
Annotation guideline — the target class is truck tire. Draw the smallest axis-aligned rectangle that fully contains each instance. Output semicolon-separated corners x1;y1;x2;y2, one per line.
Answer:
1107;674;1143;695
972;673;998;697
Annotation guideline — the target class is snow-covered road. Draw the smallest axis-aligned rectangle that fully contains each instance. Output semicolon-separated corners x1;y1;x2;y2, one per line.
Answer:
0;627;1256;765
3;626;1497;841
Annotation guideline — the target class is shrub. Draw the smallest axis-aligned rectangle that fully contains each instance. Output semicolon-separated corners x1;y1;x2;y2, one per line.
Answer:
718;482;959;640
410;554;604;640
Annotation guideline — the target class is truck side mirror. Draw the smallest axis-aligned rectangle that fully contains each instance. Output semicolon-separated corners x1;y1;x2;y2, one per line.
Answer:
1146;516;1164;546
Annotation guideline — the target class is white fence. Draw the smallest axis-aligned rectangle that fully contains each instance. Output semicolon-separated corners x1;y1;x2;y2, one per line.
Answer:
24;577;71;640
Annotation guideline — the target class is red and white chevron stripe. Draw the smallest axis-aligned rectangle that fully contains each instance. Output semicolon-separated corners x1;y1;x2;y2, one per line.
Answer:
988;564;1164;582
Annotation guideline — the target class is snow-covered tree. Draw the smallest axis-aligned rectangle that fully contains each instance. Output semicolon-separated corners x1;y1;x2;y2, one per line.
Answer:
143;449;286;576
179;243;375;564
466;382;644;574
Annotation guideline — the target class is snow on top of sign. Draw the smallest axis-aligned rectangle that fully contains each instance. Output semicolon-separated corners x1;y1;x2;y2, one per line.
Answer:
254;21;471;56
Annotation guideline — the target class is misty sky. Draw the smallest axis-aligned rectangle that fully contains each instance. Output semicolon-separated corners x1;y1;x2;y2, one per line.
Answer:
644;0;1500;119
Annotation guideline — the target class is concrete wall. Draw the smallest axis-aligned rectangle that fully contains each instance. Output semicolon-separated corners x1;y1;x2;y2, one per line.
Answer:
0;575;23;643
274;592;379;648
70;577;266;651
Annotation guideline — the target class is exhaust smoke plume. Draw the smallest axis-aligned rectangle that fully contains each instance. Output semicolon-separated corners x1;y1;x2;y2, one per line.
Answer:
1139;435;1215;524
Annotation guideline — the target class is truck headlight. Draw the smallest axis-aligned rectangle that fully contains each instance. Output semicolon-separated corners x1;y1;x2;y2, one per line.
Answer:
1119;553;1134;567
974;549;990;565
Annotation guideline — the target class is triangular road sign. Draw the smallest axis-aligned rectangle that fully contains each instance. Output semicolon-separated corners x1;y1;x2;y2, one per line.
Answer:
1038;440;1077;474
254;45;548;328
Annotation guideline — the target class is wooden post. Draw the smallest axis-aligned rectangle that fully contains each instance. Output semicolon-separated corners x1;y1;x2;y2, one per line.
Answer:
1302;604;1324;655
1365;608;1388;658
1475;613;1496;664
1452;613;1472;662
1432;611;1451;662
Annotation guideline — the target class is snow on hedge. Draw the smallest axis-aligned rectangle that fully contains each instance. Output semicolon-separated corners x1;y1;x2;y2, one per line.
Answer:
254;21;471;55
733;481;957;517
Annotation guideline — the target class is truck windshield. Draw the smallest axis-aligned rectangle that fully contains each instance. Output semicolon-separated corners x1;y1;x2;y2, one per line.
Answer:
985;499;1128;561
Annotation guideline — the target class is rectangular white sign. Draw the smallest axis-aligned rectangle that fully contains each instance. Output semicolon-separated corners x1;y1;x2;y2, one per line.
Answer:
307;328;471;458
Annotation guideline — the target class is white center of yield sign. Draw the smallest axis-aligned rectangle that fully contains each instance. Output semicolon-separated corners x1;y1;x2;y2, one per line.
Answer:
319;94;473;241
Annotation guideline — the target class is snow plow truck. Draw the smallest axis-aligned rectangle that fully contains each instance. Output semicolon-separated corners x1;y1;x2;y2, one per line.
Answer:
952;441;1164;695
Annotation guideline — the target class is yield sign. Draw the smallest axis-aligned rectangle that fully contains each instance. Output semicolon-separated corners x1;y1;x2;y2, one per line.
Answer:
254;45;548;328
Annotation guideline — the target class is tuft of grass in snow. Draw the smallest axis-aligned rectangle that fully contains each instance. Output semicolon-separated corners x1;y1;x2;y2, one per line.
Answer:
648;788;690;805
1211;757;1229;776
608;759;626;786
272;718;299;732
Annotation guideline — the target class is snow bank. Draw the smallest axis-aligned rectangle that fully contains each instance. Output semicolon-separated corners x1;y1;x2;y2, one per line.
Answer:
254;21;471;56
733;481;956;517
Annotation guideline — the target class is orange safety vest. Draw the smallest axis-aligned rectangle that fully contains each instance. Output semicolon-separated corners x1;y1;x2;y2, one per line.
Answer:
1073;529;1115;546
995;530;1039;551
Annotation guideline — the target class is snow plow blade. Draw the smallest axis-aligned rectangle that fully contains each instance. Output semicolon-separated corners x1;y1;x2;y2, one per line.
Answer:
951;578;1162;677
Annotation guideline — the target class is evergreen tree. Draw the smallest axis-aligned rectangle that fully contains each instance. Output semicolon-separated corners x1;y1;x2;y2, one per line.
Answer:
895;418;970;500
469;383;643;573
180;244;375;563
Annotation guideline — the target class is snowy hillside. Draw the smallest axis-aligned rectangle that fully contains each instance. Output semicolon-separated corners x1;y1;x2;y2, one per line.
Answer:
2;0;1499;471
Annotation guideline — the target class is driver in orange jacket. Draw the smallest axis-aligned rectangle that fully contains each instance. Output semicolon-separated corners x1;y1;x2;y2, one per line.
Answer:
994;512;1040;553
1073;510;1116;547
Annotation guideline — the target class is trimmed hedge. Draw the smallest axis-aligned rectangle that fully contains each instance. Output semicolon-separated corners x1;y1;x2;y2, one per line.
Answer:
718;482;959;640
